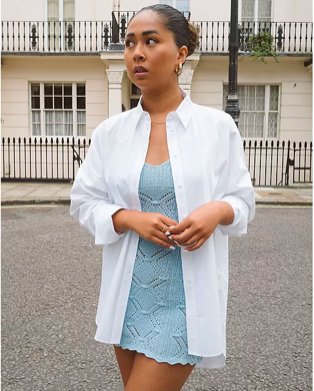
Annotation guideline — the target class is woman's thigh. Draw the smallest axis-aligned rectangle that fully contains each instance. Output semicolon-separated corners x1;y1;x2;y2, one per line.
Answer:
114;346;136;386
125;352;195;391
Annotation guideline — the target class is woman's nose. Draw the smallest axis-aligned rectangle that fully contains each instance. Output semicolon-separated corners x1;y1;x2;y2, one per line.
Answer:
133;44;145;62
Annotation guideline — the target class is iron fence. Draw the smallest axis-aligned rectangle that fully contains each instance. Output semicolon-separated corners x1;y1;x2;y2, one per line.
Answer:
1;137;312;186
1;137;90;182
2;18;312;54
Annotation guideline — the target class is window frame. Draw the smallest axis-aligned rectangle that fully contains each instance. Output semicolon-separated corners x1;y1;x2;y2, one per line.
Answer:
159;0;190;12
239;0;272;23
223;83;281;140
29;81;86;139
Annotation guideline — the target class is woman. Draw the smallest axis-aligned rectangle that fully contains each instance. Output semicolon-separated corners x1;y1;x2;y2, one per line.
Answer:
70;4;255;390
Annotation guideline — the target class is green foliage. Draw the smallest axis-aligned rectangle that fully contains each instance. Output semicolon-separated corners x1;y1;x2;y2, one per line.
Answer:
248;32;279;63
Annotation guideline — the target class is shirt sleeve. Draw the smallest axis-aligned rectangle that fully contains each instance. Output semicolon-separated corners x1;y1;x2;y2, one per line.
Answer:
218;115;255;236
69;126;126;245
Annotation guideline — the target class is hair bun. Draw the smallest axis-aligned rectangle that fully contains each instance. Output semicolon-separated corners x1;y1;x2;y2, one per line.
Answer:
187;22;199;56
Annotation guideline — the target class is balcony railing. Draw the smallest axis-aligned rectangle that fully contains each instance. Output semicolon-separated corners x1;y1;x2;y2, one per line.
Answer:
2;17;312;54
1;137;312;186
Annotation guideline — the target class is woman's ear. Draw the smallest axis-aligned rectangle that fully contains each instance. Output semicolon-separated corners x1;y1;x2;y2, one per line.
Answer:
178;45;188;64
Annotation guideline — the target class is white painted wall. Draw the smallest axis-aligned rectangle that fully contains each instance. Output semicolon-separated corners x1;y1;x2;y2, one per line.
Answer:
273;0;312;22
2;0;312;22
1;56;108;138
191;55;312;141
1;0;45;20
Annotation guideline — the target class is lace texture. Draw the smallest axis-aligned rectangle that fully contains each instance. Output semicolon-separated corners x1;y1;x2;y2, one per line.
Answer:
117;161;202;365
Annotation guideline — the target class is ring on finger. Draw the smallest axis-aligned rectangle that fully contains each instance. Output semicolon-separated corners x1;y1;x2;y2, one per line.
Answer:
162;226;168;234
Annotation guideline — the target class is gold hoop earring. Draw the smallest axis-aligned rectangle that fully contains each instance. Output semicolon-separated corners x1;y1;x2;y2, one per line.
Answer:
175;63;183;76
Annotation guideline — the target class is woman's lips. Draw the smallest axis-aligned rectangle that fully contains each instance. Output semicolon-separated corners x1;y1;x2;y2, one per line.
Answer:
133;66;148;78
134;66;148;74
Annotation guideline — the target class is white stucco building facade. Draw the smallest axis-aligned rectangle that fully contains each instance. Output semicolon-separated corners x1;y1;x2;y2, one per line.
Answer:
1;0;312;185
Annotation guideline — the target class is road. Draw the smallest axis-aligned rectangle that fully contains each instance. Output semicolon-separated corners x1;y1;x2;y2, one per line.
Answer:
1;205;312;391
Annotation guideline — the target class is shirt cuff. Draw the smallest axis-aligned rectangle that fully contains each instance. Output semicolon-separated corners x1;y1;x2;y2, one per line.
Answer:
217;195;251;236
94;203;126;245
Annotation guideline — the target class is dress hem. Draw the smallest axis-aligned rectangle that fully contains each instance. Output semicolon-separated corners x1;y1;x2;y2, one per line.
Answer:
114;344;202;366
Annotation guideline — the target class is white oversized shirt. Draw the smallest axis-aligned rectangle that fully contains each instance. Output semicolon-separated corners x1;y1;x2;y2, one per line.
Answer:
70;92;255;369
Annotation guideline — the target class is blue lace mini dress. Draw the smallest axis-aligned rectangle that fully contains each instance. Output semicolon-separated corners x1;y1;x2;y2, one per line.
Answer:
117;160;202;365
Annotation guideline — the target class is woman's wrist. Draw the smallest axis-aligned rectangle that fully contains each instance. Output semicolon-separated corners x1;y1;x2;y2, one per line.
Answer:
212;201;234;226
112;209;140;233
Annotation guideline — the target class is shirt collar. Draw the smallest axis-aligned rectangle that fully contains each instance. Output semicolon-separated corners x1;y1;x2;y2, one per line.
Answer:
132;89;193;130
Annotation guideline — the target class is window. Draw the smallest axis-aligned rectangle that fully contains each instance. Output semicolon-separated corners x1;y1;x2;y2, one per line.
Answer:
130;83;141;109
47;0;75;50
241;0;272;22
30;82;86;137
160;0;189;12
223;85;279;139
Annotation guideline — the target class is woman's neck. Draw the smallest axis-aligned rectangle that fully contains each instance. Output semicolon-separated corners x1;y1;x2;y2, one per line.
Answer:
141;87;183;117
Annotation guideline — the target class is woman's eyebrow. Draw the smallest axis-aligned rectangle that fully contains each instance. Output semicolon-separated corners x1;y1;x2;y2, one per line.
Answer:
126;30;160;38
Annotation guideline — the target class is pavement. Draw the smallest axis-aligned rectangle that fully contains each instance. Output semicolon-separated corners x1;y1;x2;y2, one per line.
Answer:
1;181;312;206
2;205;312;390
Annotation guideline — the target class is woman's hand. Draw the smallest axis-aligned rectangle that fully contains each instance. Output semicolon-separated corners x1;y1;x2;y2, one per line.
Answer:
167;201;234;251
112;209;178;249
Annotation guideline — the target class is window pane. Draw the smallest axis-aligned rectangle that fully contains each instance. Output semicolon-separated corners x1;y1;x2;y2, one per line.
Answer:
45;111;54;124
269;85;279;110
54;84;62;95
131;83;141;96
31;96;40;109
64;111;73;123
258;0;272;22
242;0;255;21
64;96;72;109
77;111;85;124
31;84;40;95
44;84;53;95
77;97;85;109
255;113;265;137
45;96;53;109
54;96;63;109
32;111;41;136
77;112;86;136
63;0;75;21
48;0;59;20
77;84;85;96
247;86;255;111
256;86;265;111
268;113;278;137
64;84;72;96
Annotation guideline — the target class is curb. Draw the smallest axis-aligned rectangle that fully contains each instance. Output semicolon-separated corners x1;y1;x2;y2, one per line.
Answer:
1;199;312;207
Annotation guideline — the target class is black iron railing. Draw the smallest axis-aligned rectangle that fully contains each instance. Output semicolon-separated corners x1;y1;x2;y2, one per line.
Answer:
2;18;312;54
1;137;90;182
1;137;312;186
244;140;312;186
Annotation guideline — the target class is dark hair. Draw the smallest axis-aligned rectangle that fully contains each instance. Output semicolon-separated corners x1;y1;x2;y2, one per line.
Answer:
133;4;198;57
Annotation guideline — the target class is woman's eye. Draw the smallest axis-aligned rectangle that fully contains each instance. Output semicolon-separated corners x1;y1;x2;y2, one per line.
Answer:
125;40;135;48
146;38;157;46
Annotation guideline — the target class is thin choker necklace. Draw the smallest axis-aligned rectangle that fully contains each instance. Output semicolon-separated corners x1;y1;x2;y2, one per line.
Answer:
151;121;166;124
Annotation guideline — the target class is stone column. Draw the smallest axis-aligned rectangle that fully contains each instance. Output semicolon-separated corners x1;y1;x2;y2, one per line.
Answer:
106;69;124;116
100;52;125;117
178;53;201;96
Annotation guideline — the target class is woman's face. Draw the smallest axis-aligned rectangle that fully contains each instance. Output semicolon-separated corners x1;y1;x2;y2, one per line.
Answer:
124;10;186;93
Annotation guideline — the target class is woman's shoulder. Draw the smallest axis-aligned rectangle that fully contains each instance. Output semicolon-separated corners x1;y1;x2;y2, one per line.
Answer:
96;108;138;133
191;101;232;123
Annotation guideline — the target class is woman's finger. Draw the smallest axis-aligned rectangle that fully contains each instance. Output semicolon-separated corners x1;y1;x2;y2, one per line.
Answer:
167;219;190;235
170;228;195;245
183;237;205;251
